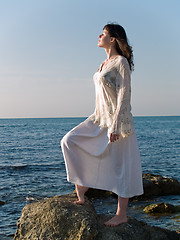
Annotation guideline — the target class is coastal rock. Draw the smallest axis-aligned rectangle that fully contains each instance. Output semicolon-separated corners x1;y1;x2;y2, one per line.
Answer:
142;173;180;197
14;194;180;240
97;215;180;240
143;202;180;214
14;194;98;240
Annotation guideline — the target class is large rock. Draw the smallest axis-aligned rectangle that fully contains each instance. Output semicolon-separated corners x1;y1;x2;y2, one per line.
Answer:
14;193;180;240
142;173;180;197
14;194;98;240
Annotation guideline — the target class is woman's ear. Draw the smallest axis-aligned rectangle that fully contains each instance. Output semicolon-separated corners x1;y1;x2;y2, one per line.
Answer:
110;37;116;44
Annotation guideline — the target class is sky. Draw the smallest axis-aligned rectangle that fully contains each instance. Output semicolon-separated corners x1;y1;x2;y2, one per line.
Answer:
0;0;179;118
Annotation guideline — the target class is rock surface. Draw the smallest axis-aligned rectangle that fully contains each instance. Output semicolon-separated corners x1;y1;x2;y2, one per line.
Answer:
14;194;98;240
142;173;180;197
143;202;180;214
14;193;180;240
97;215;180;240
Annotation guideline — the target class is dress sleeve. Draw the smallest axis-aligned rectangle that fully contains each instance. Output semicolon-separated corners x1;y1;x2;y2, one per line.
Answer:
108;58;134;137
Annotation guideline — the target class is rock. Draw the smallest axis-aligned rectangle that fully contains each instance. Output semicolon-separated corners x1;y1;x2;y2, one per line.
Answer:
0;200;5;205
143;202;180;214
14;193;180;240
75;188;116;199
14;193;98;240
97;215;180;240
142;173;180;197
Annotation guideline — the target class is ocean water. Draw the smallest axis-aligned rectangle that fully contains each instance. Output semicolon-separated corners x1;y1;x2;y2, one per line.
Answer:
0;116;179;239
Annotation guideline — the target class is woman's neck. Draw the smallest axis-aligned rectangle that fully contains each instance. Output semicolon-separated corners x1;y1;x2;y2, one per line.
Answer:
105;47;119;59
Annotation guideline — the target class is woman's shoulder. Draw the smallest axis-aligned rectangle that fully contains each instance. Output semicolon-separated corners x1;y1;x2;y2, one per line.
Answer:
116;55;129;67
112;56;130;74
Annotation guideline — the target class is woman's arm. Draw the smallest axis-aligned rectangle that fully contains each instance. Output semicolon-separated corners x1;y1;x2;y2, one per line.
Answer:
109;58;131;140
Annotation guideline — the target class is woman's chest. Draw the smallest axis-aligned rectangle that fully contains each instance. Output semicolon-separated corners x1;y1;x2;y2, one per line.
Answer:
94;68;118;90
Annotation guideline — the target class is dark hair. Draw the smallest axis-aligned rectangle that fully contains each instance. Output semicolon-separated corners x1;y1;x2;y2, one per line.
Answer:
103;24;134;71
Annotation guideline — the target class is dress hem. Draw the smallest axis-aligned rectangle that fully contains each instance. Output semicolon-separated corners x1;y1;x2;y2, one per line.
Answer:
67;178;144;199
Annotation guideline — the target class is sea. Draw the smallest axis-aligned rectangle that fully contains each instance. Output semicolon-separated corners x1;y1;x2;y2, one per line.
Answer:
0;116;180;239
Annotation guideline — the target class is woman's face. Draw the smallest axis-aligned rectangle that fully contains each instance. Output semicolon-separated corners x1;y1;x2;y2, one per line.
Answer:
98;29;112;48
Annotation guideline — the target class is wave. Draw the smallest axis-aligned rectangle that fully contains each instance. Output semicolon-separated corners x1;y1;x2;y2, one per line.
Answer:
0;164;64;171
0;164;30;171
26;196;38;202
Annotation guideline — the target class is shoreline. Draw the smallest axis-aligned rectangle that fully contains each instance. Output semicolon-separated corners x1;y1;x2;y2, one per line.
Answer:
14;193;180;239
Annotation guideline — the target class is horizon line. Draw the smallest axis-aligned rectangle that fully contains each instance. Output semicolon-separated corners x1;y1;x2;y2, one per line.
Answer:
0;115;179;120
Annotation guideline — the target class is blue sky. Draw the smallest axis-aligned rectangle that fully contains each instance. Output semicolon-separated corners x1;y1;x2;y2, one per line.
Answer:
0;0;179;118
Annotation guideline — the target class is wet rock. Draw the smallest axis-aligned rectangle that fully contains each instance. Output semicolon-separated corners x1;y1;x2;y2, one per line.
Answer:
14;193;180;240
14;193;98;240
0;200;5;205
143;202;180;214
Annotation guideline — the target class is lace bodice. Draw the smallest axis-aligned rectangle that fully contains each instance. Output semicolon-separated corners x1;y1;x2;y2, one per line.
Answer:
89;55;134;138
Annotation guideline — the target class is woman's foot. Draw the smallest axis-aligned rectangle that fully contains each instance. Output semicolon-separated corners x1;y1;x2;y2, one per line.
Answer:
104;214;128;227
104;196;129;226
74;184;88;204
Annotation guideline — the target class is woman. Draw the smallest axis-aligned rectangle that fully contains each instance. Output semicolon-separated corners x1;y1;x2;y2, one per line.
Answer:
61;24;143;227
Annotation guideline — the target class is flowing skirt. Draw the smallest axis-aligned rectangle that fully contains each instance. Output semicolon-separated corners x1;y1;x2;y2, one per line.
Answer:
61;117;143;198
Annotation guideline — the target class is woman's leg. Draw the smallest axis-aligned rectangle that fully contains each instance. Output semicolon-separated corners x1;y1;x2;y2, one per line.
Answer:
74;184;89;204
104;196;128;226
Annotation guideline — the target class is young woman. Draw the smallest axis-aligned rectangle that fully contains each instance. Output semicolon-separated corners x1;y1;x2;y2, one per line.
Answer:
61;24;143;227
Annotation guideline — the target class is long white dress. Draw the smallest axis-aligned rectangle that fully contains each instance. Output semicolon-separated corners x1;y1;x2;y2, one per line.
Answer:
61;56;143;198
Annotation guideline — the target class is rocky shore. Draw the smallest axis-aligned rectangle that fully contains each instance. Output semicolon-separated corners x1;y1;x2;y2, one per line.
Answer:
14;173;180;240
14;193;180;240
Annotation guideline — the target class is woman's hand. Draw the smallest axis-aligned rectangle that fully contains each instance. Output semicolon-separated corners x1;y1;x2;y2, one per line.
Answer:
110;133;120;142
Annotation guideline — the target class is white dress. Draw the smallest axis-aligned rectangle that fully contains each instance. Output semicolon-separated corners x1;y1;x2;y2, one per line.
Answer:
61;56;143;198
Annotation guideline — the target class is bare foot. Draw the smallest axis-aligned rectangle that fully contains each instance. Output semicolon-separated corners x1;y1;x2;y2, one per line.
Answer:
104;215;128;227
74;200;85;205
74;185;88;205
